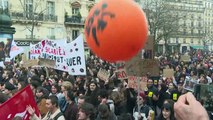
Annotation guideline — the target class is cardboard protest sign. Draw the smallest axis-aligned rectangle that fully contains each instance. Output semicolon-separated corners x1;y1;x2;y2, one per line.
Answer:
38;58;56;68
180;55;190;62
116;69;128;80
23;59;38;68
125;53;160;76
97;68;110;81
128;76;138;89
22;54;27;62
163;69;174;78
128;76;148;91
183;78;197;92
0;85;40;120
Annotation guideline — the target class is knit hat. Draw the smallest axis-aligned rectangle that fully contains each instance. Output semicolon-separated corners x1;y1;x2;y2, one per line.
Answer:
5;82;16;91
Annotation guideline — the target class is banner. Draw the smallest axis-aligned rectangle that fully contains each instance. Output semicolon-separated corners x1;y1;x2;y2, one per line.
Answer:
10;40;24;60
0;85;40;120
67;34;86;75
30;42;42;59
29;35;86;75
30;39;66;60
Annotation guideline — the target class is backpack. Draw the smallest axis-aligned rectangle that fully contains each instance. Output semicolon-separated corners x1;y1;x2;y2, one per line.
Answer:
54;112;63;120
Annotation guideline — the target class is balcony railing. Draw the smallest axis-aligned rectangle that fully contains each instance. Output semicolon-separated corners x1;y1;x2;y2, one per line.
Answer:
26;35;35;39
10;12;57;22
65;16;84;25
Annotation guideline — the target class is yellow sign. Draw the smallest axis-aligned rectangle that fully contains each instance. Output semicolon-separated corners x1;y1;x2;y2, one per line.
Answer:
148;91;153;97
173;93;177;101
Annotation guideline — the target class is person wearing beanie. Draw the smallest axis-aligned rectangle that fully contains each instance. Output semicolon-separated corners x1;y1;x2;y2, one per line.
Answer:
133;92;152;120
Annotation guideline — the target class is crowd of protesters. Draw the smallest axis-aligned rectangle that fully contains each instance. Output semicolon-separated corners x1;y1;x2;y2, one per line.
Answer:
0;49;212;120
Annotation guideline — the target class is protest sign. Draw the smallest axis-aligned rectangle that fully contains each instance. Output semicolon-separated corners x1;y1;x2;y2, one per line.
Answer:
67;34;86;75
128;76;148;91
163;69;174;78
29;35;86;75
116;69;128;80
0;85;40;120
23;59;38;68
180;55;190;62
30;42;42;59
38;58;56;68
183;78;197;92
126;53;160;76
10;40;24;60
97;68;110;81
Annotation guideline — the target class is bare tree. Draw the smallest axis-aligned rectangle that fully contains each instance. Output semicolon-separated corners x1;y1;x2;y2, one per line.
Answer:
142;0;184;53
18;0;47;42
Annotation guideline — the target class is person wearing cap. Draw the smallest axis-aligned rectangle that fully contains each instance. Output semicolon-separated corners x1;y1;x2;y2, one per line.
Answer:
4;82;16;97
133;92;152;120
158;99;175;120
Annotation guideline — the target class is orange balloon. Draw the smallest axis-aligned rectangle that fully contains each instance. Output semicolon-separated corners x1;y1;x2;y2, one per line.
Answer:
85;0;148;62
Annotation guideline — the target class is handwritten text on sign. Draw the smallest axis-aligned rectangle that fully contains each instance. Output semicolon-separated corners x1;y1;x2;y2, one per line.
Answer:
116;69;128;80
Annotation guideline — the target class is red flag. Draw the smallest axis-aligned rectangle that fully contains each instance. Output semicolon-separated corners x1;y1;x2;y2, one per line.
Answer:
0;85;40;120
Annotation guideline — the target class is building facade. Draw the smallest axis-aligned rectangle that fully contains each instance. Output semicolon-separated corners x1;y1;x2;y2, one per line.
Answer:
141;0;213;53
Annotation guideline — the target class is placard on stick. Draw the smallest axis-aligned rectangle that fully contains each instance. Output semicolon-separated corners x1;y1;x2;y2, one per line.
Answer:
180;55;190;62
97;68;110;81
125;53;160;76
23;58;55;68
163;69;174;78
116;69;128;80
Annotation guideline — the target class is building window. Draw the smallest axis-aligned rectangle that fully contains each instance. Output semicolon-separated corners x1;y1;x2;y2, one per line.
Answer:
183;39;186;43
0;0;8;10
191;14;194;19
47;1;55;15
198;30;201;34
198;40;201;44
183;29;186;35
191;21;194;27
72;30;79;40
48;28;55;39
72;7;80;16
183;21;186;26
198;22;201;27
191;39;193;44
176;38;179;44
26;0;33;17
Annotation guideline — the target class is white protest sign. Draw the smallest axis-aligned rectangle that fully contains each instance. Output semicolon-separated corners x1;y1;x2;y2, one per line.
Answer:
10;40;24;60
66;34;86;75
39;39;68;71
30;42;42;59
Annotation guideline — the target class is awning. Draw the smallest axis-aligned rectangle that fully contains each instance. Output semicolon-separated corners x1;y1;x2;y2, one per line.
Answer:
190;45;204;49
